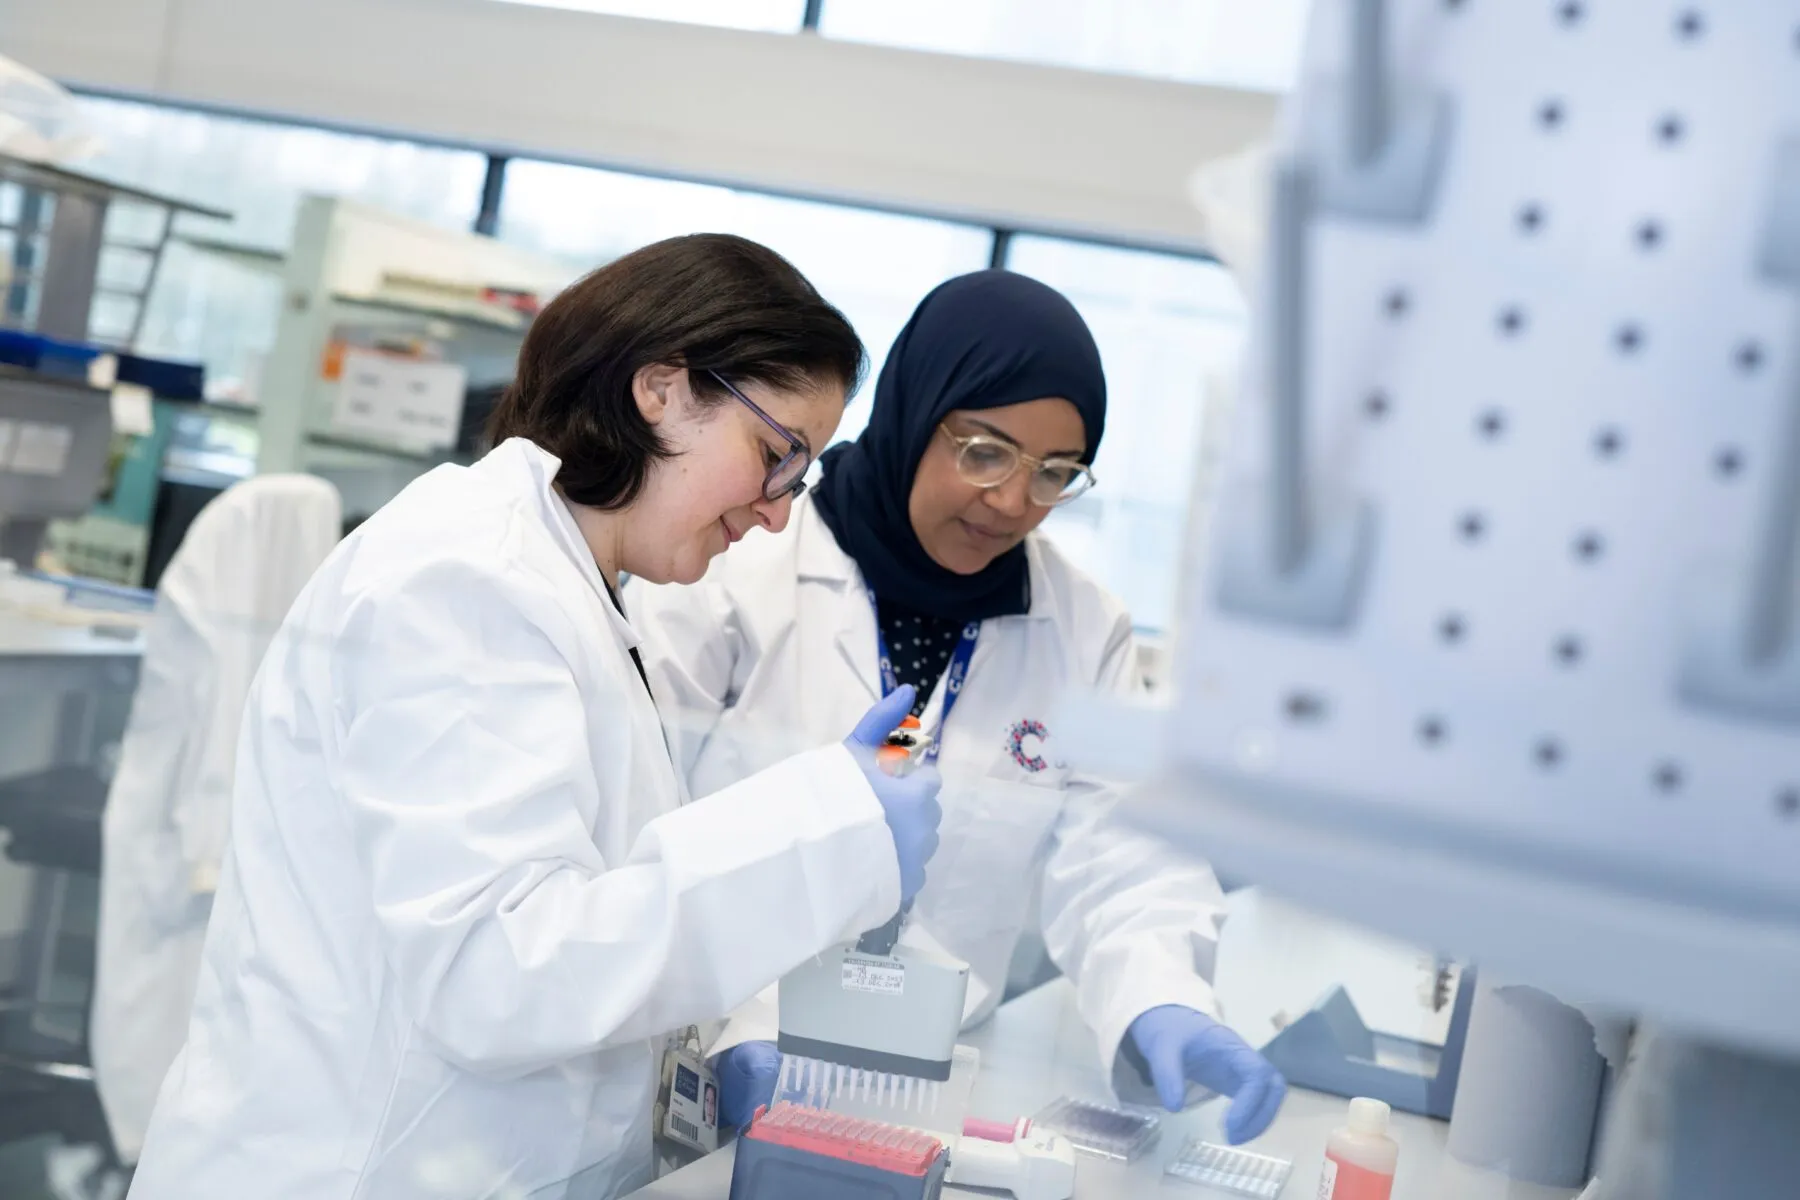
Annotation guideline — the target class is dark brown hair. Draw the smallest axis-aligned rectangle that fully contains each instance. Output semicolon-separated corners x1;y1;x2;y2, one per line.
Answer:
487;233;865;509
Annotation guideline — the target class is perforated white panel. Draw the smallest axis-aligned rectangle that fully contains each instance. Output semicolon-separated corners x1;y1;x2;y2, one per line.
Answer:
1161;0;1800;1032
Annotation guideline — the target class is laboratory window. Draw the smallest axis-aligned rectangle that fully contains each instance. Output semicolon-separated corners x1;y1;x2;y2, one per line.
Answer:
1004;235;1248;634
496;159;993;444
70;96;490;400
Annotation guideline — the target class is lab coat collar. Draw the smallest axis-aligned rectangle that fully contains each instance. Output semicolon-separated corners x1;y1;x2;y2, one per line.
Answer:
476;438;641;651
794;494;1060;626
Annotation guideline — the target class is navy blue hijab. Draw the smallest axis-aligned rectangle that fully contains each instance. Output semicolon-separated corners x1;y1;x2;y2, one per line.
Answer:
812;270;1107;623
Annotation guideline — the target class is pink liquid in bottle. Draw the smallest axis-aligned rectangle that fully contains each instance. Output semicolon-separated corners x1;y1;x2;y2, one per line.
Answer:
1316;1098;1397;1200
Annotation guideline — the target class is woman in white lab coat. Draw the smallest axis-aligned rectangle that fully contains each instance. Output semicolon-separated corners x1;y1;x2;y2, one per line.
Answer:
127;234;942;1200
632;270;1288;1145
91;474;342;1166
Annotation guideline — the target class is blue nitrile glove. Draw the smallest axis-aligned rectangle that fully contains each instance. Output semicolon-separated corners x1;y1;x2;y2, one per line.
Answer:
1127;1005;1288;1145
716;1040;781;1130
844;685;943;905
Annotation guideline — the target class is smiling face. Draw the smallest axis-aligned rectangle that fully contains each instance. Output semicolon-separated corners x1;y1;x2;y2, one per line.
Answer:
622;365;845;585
906;397;1087;574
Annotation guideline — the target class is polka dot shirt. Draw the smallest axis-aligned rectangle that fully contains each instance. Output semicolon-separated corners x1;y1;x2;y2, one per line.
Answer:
876;598;969;718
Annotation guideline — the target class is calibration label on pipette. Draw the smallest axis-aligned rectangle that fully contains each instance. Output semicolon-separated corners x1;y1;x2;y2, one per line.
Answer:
841;956;906;995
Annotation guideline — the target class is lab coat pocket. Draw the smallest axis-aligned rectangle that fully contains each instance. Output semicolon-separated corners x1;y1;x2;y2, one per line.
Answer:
931;769;1065;924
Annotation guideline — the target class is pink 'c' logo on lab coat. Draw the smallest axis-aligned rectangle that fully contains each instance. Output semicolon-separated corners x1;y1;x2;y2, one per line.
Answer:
1007;719;1049;773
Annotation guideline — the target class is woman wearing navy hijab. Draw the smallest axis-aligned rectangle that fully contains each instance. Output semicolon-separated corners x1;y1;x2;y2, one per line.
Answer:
633;270;1286;1144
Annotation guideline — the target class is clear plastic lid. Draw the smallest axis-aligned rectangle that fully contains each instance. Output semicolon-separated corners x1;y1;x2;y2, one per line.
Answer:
1031;1095;1161;1162
1164;1136;1294;1198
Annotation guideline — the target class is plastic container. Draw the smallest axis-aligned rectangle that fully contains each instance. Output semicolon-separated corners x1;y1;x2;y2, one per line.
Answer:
1030;1095;1160;1162
1317;1097;1398;1200
1164;1136;1293;1197
729;1102;948;1200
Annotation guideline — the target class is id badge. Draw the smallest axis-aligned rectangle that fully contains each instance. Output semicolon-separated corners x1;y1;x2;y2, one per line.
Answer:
657;1039;719;1154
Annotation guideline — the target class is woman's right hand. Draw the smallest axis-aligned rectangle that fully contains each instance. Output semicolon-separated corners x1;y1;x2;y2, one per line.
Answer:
843;685;944;905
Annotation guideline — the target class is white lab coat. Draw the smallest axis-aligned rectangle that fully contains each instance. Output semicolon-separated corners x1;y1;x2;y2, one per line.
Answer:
126;440;899;1200
92;474;343;1163
630;496;1228;1098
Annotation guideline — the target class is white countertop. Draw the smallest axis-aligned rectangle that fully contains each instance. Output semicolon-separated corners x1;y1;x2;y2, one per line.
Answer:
637;975;1581;1200
0;608;144;658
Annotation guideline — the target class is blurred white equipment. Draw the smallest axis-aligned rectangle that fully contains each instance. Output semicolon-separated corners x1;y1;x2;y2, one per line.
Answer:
90;474;341;1162
1087;2;1800;1197
1187;140;1273;292
944;1124;1076;1200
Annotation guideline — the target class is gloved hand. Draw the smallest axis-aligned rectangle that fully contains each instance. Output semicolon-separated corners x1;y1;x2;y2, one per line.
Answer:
1127;1005;1288;1145
845;685;943;905
715;1040;781;1130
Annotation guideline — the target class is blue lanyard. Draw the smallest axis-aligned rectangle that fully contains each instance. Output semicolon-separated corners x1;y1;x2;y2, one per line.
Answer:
870;589;979;765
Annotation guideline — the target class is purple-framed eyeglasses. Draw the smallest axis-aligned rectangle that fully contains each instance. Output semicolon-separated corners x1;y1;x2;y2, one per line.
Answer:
705;369;812;500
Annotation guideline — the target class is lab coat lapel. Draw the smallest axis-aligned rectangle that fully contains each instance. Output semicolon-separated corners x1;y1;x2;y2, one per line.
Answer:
795;499;881;705
479;438;641;652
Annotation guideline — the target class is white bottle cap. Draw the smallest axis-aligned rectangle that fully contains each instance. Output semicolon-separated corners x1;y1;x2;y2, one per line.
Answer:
1347;1097;1391;1136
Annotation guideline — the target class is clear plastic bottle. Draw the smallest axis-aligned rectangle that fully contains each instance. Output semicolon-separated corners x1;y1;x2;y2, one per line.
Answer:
1316;1097;1398;1200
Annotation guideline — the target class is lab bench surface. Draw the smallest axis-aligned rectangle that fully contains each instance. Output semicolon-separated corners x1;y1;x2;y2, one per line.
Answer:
0;610;144;659
635;977;1581;1200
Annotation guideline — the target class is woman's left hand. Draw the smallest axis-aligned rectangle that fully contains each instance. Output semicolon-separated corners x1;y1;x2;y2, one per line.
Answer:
715;1040;782;1130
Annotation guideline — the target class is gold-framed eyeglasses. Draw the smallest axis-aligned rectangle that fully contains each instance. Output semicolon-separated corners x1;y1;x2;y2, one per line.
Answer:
937;423;1096;507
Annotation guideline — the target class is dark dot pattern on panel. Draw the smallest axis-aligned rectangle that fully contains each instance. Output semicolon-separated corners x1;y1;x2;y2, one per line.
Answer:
1277;7;1786;840
1284;692;1328;724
